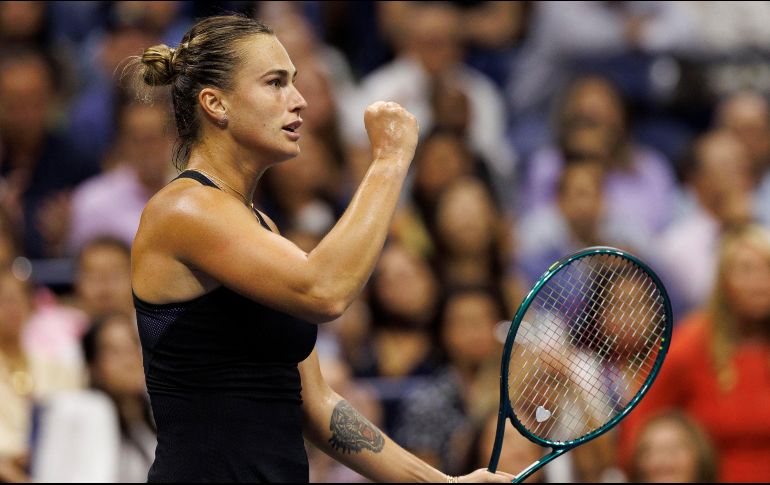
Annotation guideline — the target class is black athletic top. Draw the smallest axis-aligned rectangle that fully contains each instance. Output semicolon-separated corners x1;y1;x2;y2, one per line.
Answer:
134;170;318;482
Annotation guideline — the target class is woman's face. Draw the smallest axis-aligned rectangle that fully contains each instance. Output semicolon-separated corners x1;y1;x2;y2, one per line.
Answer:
76;244;133;320
442;293;499;368
374;245;438;324
223;34;308;163
92;316;146;396
723;240;770;323
436;180;496;256
635;420;700;483
414;134;470;202
565;78;625;132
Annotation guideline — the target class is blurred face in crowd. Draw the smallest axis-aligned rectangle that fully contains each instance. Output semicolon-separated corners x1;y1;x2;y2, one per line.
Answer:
599;272;661;362
563;121;616;163
557;161;605;244
270;12;317;64
478;415;544;482
267;133;334;207
100;26;155;80
721;232;770;325
406;4;463;75
441;291;499;370
693;131;753;224
113;1;180;34
91;314;145;397
562;77;626;150
634;417;703;483
716;92;770;174
76;241;133;320
414;133;471;204
0;272;32;344
373;244;438;325
0;1;46;41
292;60;335;134
0;55;53;148
119;103;174;189
435;178;497;257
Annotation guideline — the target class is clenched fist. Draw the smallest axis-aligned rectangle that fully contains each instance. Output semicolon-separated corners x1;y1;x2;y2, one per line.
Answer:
364;101;419;166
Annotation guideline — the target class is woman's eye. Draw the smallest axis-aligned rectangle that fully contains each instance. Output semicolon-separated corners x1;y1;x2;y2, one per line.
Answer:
269;79;282;87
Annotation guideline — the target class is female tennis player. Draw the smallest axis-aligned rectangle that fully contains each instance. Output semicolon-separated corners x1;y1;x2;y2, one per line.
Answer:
130;14;513;483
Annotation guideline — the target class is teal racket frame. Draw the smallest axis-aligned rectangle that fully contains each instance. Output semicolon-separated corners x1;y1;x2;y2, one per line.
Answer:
487;246;673;482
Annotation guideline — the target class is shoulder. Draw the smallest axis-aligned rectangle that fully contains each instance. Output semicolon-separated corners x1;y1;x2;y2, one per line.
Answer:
140;178;239;231
134;178;254;257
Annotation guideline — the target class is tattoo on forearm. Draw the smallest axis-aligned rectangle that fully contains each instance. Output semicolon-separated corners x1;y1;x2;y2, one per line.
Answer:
328;400;385;454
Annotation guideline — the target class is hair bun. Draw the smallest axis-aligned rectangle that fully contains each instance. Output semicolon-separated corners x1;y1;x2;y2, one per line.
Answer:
141;44;178;86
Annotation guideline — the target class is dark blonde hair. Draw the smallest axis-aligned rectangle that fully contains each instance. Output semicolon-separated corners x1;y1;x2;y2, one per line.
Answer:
630;410;718;483
708;224;770;390
135;14;273;169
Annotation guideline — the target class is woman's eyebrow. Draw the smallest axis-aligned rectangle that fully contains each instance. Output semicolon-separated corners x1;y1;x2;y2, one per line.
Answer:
261;69;298;80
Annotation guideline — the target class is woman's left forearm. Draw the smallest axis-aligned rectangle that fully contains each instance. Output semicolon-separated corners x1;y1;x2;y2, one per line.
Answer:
303;391;447;483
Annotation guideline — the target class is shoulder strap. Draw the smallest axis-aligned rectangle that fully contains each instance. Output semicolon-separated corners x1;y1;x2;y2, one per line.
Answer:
175;170;273;233
174;170;219;188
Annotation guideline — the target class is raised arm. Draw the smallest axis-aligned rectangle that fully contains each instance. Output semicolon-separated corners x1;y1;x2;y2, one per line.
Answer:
134;102;418;323
298;349;514;483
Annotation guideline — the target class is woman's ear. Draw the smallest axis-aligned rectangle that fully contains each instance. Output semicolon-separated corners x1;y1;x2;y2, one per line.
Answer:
199;87;228;126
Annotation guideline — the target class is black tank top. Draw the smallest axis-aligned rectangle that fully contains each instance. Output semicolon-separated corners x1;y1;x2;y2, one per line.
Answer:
134;170;318;482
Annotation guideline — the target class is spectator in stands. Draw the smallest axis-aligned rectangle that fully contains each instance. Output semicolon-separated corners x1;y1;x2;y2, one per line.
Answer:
0;48;99;258
67;102;174;254
0;1;50;49
66;18;157;169
0;269;80;482
395;286;505;475
517;157;651;285
714;91;770;226
354;242;441;432
629;411;718;483
657;130;755;314
70;237;133;322
346;2;514;187
506;1;697;158
520;75;676;236
33;312;155;482
620;224;770;482
430;177;523;312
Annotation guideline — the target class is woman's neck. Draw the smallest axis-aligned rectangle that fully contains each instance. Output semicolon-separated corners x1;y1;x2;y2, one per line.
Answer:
187;144;268;204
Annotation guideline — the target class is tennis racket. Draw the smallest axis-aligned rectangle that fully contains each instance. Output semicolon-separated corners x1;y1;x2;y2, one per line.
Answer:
487;246;672;482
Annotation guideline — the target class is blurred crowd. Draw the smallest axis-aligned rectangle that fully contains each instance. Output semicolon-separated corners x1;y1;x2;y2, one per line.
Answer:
0;1;769;482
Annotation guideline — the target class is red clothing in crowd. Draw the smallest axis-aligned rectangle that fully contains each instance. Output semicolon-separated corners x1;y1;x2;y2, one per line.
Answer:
619;312;770;482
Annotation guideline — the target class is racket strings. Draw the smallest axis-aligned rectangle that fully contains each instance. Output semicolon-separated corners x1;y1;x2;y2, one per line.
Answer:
509;254;666;443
